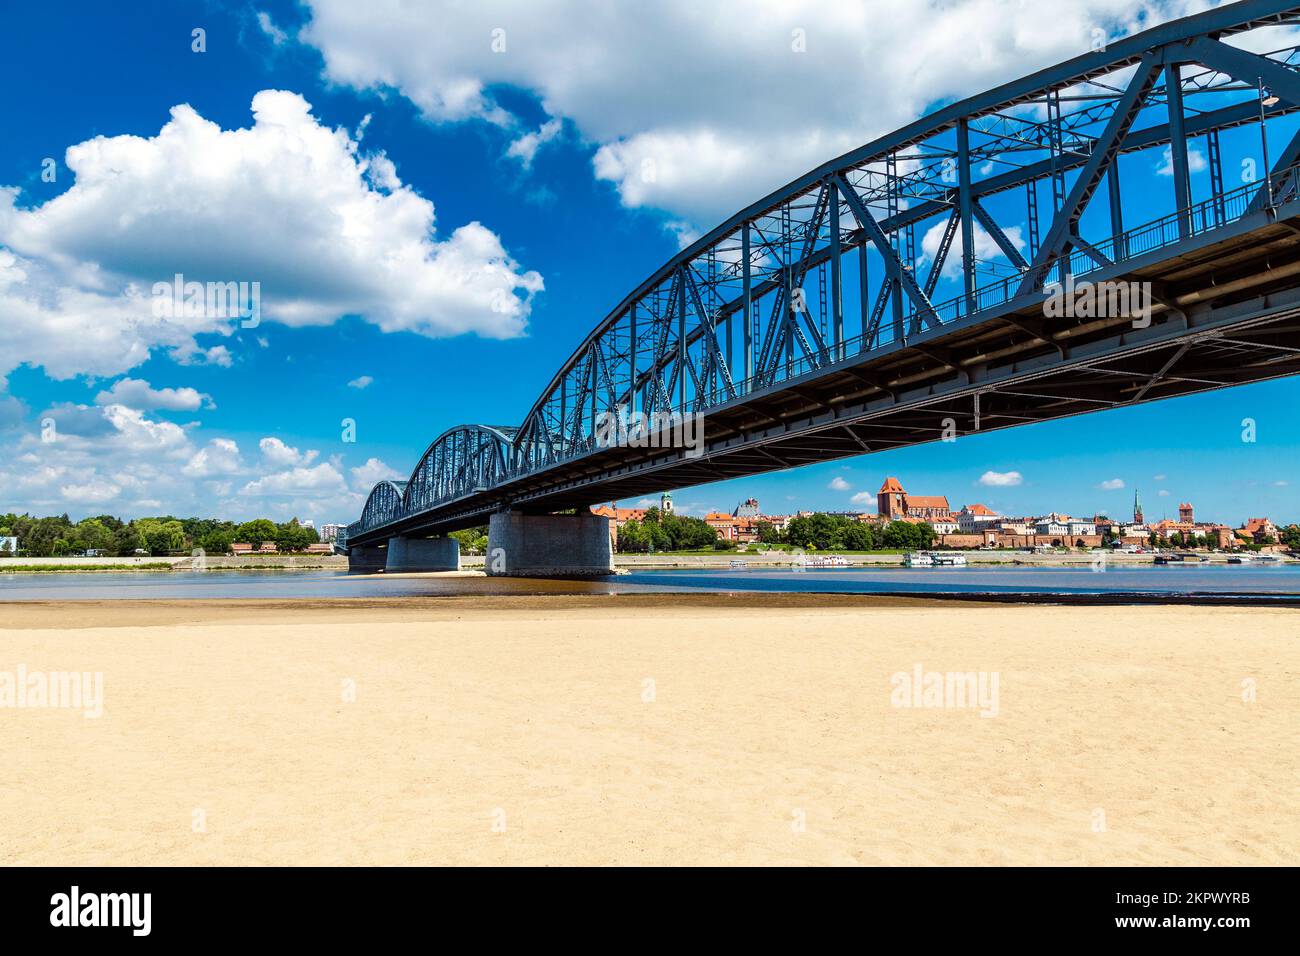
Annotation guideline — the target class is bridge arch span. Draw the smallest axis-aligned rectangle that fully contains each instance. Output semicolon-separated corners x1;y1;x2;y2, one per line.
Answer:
401;424;519;514
356;479;407;534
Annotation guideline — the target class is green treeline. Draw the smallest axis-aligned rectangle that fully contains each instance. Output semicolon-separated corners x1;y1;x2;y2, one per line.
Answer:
610;507;938;553
0;513;321;557
783;514;936;551
616;508;719;553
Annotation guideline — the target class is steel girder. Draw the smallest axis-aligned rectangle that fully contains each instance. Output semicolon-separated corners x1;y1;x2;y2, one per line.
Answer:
349;0;1300;544
345;426;516;541
353;480;407;537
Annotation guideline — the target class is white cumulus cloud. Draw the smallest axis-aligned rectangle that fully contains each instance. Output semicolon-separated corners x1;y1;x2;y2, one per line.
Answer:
183;438;243;478
979;470;1022;487
242;461;348;496
296;0;1244;228
95;377;214;411
0;90;543;383
259;436;319;468
350;457;403;489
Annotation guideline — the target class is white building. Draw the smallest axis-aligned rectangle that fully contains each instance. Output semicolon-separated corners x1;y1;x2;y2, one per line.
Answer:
1033;513;1071;536
997;519;1035;535
1033;513;1097;537
956;503;1000;533
319;523;345;544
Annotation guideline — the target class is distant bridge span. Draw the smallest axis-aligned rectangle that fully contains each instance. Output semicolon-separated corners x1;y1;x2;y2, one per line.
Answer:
346;0;1300;551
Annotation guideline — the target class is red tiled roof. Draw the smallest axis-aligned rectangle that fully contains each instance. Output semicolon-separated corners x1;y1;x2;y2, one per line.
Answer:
906;495;950;510
591;505;647;521
878;477;905;494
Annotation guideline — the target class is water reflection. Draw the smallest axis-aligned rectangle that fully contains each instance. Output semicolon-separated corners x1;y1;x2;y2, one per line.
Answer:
1;563;1298;601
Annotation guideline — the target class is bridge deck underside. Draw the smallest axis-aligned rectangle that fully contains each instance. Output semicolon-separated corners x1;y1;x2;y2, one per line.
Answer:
351;208;1300;544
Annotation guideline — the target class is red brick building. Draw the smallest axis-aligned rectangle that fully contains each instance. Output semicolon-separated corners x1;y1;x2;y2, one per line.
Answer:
877;477;952;523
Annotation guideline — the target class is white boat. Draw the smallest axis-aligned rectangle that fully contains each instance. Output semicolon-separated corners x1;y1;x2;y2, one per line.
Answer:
904;552;933;567
728;559;749;569
1227;554;1252;564
931;553;967;567
806;555;849;568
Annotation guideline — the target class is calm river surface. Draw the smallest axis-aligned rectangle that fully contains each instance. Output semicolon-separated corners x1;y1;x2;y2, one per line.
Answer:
3;564;1300;601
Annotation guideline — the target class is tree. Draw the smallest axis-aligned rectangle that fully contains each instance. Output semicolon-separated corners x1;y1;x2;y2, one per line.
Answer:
616;517;671;553
235;519;279;547
843;521;874;551
450;526;489;554
112;525;146;556
136;518;186;554
198;529;234;555
785;515;812;549
73;518;114;553
275;518;319;552
22;515;74;556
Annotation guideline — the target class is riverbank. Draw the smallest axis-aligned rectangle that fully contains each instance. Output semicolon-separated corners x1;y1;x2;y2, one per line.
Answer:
3;549;1294;573
2;596;1295;865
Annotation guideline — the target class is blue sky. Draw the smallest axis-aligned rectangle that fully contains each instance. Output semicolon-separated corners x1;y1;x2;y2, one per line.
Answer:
0;0;1296;528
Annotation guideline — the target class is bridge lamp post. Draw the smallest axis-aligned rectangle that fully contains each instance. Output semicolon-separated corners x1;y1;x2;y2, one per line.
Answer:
1259;78;1278;209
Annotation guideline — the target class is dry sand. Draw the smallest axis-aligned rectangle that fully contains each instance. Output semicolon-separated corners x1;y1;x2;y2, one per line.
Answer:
1;595;1296;866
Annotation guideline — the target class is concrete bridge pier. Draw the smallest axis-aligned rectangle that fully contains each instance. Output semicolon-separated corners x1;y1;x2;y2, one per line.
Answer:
384;536;460;573
486;511;614;577
346;544;387;574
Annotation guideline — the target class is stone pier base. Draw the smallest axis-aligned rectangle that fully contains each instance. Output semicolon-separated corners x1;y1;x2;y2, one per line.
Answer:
486;512;614;577
384;536;460;573
346;544;387;574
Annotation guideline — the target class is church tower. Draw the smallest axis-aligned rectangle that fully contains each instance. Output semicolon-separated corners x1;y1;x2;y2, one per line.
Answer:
1133;489;1144;525
660;492;674;514
878;477;907;520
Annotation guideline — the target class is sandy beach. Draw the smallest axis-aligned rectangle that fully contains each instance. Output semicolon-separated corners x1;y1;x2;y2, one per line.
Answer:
1;595;1296;866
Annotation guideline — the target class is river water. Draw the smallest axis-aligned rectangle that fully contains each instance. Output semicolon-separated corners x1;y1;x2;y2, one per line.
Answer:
2;564;1299;601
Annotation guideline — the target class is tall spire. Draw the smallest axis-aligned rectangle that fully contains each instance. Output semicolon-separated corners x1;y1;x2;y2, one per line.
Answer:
1133;488;1144;524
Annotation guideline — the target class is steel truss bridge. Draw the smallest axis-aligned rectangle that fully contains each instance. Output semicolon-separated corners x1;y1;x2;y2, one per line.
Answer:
346;0;1300;550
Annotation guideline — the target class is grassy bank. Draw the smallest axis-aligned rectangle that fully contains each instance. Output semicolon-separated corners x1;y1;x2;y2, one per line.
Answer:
0;562;175;573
